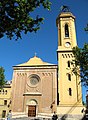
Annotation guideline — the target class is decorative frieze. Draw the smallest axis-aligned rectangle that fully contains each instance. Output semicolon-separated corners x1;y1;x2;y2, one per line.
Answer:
62;53;74;58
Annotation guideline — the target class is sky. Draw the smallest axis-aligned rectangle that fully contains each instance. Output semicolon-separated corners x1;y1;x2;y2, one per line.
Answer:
0;0;88;102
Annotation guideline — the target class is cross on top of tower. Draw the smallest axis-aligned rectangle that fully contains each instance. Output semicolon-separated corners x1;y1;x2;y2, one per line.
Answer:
34;52;37;57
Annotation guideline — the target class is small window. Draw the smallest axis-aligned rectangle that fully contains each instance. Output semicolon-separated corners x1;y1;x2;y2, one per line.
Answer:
5;90;7;95
65;24;69;37
68;74;71;81
2;110;6;118
4;100;7;105
68;61;70;67
2;89;4;94
69;88;72;96
0;90;1;94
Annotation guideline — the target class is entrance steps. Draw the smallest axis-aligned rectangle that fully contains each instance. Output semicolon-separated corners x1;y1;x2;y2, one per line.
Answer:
10;112;84;120
11;115;84;120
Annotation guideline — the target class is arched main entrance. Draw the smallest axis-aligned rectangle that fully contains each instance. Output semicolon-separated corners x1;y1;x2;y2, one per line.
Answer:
26;99;38;117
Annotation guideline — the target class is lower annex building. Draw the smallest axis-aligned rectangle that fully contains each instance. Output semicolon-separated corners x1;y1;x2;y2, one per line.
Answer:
0;82;12;118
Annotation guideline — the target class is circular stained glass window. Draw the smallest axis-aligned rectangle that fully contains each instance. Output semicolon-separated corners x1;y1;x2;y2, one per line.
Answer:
30;76;39;85
28;74;40;86
27;74;40;87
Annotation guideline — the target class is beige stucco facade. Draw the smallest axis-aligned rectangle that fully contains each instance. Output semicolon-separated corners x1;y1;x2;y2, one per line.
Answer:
56;12;83;115
0;83;12;118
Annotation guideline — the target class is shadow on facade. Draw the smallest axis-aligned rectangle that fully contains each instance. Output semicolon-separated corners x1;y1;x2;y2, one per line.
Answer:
81;115;86;120
59;96;84;120
60;114;68;120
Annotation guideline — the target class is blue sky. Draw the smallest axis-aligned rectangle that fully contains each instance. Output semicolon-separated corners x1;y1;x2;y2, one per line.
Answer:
0;0;88;102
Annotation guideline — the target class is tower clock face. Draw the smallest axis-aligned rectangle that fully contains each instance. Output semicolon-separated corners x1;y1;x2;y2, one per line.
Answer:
65;42;71;47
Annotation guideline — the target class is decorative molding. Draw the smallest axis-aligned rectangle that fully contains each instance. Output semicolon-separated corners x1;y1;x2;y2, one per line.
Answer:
62;53;74;58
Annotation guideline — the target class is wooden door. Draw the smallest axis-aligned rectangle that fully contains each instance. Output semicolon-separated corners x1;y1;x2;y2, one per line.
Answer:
28;105;36;117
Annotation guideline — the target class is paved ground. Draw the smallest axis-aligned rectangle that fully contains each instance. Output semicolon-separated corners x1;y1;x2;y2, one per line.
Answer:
12;117;51;120
0;117;52;120
0;114;86;120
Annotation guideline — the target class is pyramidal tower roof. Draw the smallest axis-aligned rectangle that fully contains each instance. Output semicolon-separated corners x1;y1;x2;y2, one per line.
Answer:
17;55;54;66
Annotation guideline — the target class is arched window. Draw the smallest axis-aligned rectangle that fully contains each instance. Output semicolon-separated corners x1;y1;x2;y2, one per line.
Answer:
69;88;72;96
5;90;7;95
4;100;7;105
68;74;71;81
68;61;70;67
2;89;4;94
65;24;69;37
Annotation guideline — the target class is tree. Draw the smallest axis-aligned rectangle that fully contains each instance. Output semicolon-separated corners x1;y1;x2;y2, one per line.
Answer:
72;43;88;87
84;24;88;32
0;67;6;88
0;0;51;40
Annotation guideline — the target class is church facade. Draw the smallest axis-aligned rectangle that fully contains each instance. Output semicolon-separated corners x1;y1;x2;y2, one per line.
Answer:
11;10;83;118
12;56;57;116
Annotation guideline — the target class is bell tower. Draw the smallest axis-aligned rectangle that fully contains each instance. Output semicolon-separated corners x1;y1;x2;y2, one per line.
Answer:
56;7;83;115
56;11;77;51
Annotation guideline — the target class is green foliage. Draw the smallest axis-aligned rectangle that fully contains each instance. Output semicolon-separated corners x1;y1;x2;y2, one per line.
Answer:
84;24;88;32
82;101;86;106
0;67;6;88
0;0;51;40
72;43;88;87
